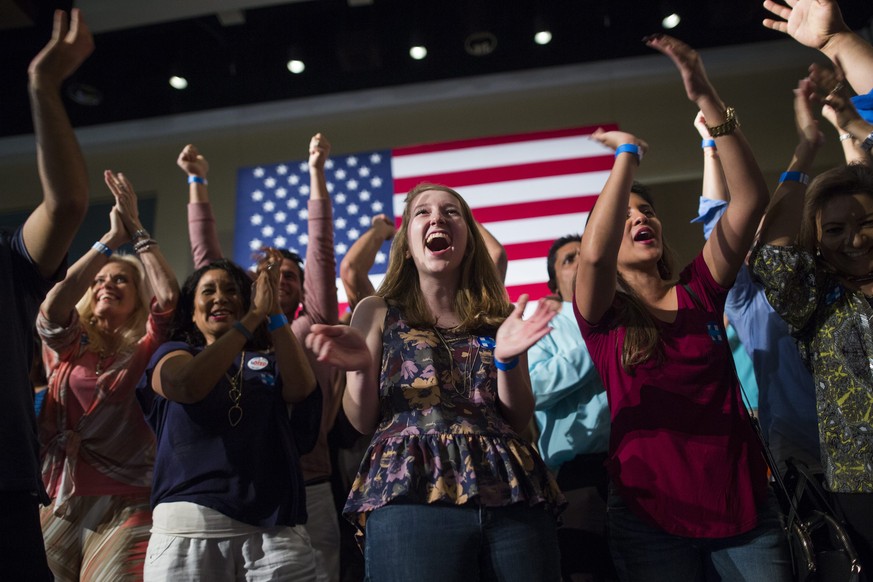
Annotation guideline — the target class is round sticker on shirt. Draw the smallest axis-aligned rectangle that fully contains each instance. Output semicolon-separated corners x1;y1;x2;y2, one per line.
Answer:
247;356;269;371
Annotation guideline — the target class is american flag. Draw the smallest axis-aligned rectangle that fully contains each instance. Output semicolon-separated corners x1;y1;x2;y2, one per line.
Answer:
234;125;615;312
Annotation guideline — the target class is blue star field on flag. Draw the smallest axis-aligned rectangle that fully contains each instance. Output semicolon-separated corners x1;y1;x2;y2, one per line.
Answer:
234;149;395;274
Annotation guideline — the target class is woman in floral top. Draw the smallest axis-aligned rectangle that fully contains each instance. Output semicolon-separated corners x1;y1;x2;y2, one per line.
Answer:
306;183;564;581
752;154;873;574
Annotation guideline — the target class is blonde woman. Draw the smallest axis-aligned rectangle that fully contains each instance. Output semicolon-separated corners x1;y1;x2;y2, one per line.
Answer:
38;171;178;581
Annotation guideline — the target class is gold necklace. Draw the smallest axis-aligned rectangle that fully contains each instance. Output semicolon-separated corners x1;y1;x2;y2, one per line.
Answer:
225;351;245;427
433;328;478;395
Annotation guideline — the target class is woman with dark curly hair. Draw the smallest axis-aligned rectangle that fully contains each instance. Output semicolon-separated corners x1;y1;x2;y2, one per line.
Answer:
137;254;321;581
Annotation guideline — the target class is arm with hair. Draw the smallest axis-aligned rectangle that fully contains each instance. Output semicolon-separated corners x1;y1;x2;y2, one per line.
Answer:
179;144;223;269
306;295;386;434
340;214;394;311
758;78;825;247
23;9;93;279
575;129;644;324
476;220;508;282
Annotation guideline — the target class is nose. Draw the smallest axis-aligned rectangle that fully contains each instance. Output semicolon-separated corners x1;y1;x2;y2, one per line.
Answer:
630;210;648;225
851;229;868;248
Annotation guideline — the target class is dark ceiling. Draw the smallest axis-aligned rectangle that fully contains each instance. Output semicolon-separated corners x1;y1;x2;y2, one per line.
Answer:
3;0;873;139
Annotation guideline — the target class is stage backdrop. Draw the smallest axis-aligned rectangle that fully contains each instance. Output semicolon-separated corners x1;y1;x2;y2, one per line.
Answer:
235;125;616;313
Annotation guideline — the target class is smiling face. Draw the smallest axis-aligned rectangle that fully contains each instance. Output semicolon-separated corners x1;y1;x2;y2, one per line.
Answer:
816;192;873;279
406;188;469;278
91;261;139;322
192;268;244;345
617;192;663;270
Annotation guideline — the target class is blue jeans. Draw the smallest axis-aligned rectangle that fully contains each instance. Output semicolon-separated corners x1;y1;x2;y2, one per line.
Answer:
607;488;792;582
363;501;560;582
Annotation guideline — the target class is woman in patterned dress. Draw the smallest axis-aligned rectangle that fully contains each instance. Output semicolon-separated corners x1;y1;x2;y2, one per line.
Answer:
306;183;564;582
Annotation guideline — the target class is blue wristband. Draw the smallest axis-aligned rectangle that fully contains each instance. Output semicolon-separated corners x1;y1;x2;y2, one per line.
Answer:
267;313;289;332
779;171;810;185
188;175;208;185
232;321;253;341
92;241;113;257
614;143;641;162
701;139;716;149
494;356;520;372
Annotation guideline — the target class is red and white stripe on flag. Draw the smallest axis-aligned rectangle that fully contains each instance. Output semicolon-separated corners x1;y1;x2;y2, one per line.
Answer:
390;125;617;303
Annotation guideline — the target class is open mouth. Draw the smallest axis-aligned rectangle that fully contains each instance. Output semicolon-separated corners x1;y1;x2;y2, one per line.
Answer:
426;231;452;252
633;228;655;243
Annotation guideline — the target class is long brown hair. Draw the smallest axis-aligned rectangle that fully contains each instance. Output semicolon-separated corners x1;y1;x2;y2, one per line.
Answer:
378;183;512;331
613;183;678;373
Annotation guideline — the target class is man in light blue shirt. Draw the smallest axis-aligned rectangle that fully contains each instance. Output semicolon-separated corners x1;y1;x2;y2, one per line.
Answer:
529;234;613;579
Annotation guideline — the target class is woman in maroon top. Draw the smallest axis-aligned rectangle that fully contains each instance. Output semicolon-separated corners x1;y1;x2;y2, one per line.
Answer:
574;36;791;581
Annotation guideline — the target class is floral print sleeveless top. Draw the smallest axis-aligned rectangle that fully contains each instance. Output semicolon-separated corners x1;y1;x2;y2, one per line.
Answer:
343;305;564;538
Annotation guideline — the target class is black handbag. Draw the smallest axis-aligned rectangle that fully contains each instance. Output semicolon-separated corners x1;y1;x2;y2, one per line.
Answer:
779;456;861;582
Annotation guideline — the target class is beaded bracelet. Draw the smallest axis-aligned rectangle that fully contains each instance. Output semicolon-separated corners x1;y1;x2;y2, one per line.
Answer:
494;356;520;372
267;313;289;332
779;171;810;185
92;241;113;257
188;175;208;185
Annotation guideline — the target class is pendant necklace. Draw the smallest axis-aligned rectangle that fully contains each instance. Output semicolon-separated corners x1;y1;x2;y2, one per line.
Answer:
433;327;478;396
94;348;114;376
225;351;245;427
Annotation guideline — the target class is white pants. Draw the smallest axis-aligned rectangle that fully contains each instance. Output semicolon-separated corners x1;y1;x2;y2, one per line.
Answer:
143;525;317;581
304;482;341;582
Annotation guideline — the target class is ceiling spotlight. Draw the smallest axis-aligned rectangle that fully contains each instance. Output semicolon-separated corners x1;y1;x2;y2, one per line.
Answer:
287;59;305;74
534;30;552;46
661;12;681;29
409;45;427;60
169;75;188;90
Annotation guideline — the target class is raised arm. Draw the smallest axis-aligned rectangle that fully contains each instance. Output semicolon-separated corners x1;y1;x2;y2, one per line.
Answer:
763;0;873;95
476;221;508;282
41;196;130;326
23;9;93;278
306;294;386;434
178;144;223;269
695;111;729;205
104;171;179;311
295;133;338;327
648;34;769;286
493;295;558;433
575;129;646;324
759;78;827;247
340;214;394;311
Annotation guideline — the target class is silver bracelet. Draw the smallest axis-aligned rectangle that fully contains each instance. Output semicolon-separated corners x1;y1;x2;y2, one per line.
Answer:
839;133;854;142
